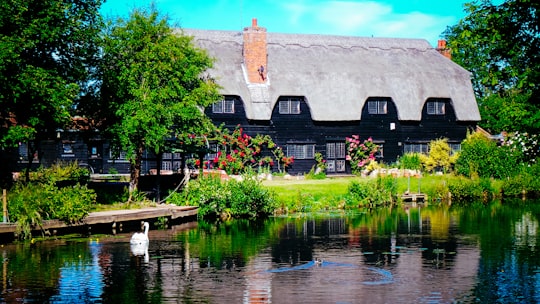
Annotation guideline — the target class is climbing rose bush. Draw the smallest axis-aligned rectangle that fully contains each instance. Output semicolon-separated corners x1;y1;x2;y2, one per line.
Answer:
200;125;293;175
345;135;379;174
503;131;539;164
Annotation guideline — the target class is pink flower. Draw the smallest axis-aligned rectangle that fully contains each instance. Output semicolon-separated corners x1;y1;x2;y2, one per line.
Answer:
346;155;351;161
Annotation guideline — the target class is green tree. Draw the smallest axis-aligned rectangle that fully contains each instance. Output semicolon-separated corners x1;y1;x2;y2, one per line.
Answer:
99;7;221;197
443;0;540;133
0;0;104;184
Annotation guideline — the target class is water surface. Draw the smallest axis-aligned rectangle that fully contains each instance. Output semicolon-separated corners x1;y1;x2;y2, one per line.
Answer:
2;200;540;303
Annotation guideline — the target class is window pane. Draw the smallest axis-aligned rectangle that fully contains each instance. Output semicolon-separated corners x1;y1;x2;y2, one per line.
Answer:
279;100;288;114
305;145;315;159
379;101;387;114
326;160;336;172
326;143;336;159
375;144;384;159
438;102;445;114
224;99;235;113
213;101;223;113
427;102;435;115
291;99;300;114
336;142;346;158
368;101;377;114
162;161;172;170
336;160;346;172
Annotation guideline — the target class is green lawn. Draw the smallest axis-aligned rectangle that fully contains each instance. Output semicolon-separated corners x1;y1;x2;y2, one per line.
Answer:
262;174;499;210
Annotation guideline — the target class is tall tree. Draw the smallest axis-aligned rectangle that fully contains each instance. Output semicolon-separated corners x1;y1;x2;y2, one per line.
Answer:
0;0;104;183
99;7;221;196
443;0;540;133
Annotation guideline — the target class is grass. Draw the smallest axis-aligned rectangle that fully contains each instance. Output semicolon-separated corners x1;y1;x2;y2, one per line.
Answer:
263;174;504;210
263;177;354;211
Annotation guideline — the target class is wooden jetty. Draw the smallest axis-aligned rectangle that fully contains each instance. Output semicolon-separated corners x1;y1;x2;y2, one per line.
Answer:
401;175;427;203
0;205;198;237
401;192;427;203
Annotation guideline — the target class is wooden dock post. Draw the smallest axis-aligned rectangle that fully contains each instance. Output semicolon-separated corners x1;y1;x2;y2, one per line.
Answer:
2;189;7;223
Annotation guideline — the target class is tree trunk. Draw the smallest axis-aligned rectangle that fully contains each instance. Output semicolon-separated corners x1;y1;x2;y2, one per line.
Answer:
24;140;38;184
128;145;144;202
155;151;162;203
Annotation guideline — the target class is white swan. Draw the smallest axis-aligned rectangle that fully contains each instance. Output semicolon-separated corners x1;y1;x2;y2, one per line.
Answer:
130;222;149;246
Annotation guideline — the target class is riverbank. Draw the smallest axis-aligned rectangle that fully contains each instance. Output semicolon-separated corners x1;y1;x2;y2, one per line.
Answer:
0;204;197;242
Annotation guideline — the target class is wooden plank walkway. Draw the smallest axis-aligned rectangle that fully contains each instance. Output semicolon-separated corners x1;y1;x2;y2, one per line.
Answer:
401;193;427;202
0;205;198;235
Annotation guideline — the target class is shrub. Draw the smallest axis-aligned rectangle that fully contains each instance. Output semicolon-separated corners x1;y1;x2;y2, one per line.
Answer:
8;182;96;239
345;135;379;175
399;153;422;170
501;163;540;198
171;175;277;219
203;125;293;175
455;131;520;179
344;176;397;208
421;138;454;173
305;152;327;179
504;132;540;165
32;161;90;185
228;178;277;217
447;177;488;203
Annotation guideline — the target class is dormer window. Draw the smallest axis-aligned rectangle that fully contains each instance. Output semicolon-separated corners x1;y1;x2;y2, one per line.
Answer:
279;98;301;114
427;100;445;115
213;98;235;113
367;99;387;114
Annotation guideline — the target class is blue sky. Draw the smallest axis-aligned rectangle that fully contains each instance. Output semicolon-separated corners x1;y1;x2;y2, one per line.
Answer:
100;0;476;47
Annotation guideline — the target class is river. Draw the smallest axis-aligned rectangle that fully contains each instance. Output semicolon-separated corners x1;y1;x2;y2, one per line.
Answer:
1;199;540;303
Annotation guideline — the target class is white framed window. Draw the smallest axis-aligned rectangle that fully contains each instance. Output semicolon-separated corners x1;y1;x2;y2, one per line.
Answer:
326;160;336;172
336;160;346;172
18;142;39;163
404;143;429;154
163;152;172;159
367;100;387;114
427;101;445;115
204;143;220;160
162;161;172;171
62;143;74;156
326;142;346;172
212;98;235;113
326;142;345;159
279;98;301;114
286;144;315;159
108;150;129;163
449;143;461;155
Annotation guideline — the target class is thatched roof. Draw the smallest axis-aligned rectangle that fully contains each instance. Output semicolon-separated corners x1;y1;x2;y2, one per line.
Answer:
183;29;480;122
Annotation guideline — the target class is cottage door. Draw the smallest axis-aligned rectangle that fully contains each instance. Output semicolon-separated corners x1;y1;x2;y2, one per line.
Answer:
325;142;346;173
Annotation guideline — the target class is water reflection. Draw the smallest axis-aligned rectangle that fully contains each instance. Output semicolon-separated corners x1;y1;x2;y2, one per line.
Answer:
1;200;540;303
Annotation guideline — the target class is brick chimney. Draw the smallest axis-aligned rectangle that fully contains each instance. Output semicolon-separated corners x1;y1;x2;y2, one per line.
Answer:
243;18;267;83
436;39;451;59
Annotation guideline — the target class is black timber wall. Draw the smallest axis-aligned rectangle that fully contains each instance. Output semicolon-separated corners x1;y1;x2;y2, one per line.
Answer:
206;96;477;175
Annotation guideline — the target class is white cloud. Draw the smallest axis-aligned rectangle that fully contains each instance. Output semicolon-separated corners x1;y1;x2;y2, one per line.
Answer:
279;0;454;44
